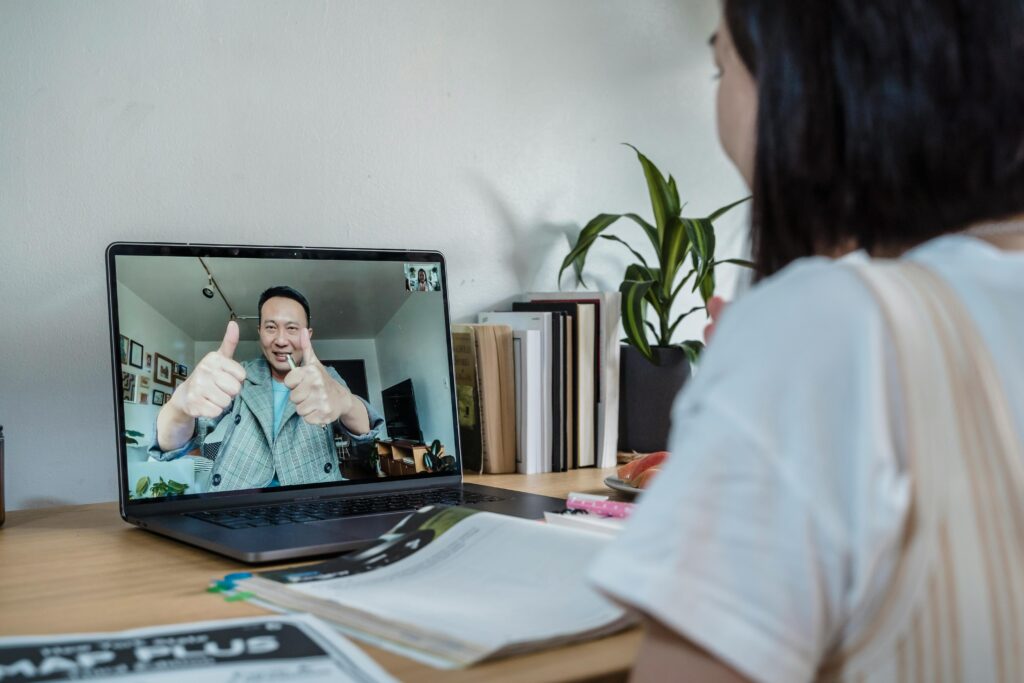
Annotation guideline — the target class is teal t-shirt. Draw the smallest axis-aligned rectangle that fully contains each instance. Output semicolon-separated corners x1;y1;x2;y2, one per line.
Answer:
272;379;290;437
267;379;291;487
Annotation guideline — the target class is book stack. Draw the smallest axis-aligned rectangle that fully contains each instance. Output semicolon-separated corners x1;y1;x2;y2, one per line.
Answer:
458;292;620;474
451;323;518;474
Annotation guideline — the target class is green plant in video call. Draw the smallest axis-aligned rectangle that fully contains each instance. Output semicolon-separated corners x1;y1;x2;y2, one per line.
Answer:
124;429;145;446
560;145;754;364
134;475;189;498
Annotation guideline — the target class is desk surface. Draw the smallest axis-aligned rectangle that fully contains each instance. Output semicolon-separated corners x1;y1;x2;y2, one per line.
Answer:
0;468;640;682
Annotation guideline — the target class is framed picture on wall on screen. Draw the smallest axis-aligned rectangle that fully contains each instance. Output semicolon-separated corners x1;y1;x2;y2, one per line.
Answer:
129;340;144;369
154;353;174;387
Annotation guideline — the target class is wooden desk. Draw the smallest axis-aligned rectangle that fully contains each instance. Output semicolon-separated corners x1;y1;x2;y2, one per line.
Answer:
0;468;641;682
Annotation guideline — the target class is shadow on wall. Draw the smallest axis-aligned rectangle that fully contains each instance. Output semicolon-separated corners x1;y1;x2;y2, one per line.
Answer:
468;173;584;293
469;172;641;299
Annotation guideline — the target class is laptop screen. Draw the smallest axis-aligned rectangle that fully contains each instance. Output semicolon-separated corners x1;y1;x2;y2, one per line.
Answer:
110;245;459;504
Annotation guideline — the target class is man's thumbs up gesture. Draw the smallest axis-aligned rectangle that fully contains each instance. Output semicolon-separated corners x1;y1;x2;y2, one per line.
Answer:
285;328;363;428
168;321;247;419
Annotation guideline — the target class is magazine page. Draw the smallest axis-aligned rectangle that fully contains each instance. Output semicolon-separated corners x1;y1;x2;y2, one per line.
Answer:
0;614;396;683
239;505;632;667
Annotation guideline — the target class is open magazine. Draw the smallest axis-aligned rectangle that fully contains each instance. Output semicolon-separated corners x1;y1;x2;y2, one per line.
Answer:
232;506;635;667
0;614;395;682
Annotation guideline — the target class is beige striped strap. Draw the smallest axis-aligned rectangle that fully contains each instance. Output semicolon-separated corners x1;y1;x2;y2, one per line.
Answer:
820;261;1024;683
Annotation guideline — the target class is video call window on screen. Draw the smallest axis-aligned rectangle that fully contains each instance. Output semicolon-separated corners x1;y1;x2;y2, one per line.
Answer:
115;254;456;501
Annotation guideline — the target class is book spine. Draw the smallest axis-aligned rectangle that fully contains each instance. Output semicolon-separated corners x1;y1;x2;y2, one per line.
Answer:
452;330;484;474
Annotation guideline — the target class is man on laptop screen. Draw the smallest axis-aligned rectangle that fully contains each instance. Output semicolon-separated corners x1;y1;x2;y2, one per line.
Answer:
151;285;385;493
110;246;565;563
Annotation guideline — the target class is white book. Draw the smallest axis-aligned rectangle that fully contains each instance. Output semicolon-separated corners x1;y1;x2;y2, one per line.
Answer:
513;335;523;473
543;510;625;536
512;328;544;474
478;311;553;473
574;303;596;467
529;292;621;468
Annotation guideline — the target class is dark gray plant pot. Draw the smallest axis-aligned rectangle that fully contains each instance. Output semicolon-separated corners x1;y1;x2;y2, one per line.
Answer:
618;345;690;453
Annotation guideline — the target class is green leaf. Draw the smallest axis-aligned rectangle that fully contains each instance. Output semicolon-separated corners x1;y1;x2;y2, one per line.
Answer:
599;234;649;268
680;340;705;365
135;476;150;496
670;269;697;301
624;264;665;315
667;175;681;217
559;213;622;288
624;144;676;247
624;263;657;282
684;218;716;293
667;305;707;337
660;217;691;297
705;219;717;264
683;219;705;277
713;258;756;269
559;212;661;288
620;279;655;361
707;196;751;222
621;213;661;253
698;269;716;304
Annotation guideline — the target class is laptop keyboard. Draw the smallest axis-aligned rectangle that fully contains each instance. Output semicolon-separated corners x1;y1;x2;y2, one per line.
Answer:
187;488;506;529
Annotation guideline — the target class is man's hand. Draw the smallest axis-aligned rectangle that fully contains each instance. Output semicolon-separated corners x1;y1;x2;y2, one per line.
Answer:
168;321;247;419
157;321;246;451
285;328;367;429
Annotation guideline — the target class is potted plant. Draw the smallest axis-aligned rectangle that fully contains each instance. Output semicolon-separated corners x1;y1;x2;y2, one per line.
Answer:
124;428;150;463
560;145;754;452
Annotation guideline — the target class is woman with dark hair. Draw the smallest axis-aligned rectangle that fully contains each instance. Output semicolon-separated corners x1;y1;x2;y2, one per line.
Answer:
589;2;1024;681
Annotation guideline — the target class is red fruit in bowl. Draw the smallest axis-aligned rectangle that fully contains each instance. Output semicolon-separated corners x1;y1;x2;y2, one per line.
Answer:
632;467;661;489
617;451;669;484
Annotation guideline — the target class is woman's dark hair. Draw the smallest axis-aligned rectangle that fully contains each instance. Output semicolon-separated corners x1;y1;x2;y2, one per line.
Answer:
258;285;311;325
724;0;1024;278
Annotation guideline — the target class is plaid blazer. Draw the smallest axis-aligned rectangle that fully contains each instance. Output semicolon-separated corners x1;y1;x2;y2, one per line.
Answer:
152;358;384;492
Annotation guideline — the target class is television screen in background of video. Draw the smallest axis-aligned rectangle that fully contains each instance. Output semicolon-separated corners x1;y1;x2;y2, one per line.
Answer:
114;254;455;501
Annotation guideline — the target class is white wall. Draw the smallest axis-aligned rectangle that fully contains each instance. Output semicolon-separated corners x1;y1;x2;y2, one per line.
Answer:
0;0;750;509
194;338;385;416
117;283;196;451
375;295;456;452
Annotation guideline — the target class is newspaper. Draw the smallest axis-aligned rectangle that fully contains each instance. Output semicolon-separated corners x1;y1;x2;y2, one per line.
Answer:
235;505;634;668
0;614;396;682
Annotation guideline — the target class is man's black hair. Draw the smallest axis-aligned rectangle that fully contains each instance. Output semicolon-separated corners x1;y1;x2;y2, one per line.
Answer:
258;286;311;325
725;0;1024;278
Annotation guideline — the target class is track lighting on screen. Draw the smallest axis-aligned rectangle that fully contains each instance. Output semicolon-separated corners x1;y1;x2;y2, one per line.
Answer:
198;257;257;323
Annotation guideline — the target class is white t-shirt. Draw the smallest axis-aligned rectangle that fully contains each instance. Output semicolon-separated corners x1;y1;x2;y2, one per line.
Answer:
587;234;1024;683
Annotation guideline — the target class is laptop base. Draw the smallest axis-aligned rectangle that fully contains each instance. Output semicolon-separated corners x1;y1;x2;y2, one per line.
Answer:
134;482;567;563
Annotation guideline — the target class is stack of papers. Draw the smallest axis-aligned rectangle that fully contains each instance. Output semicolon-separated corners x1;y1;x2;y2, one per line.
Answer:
229;505;635;668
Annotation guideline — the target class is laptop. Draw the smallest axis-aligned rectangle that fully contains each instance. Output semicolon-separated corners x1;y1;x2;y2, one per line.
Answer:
107;242;566;562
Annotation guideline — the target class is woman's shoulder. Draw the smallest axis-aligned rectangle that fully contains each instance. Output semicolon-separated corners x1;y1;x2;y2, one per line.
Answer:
696;256;887;387
742;253;874;312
